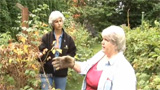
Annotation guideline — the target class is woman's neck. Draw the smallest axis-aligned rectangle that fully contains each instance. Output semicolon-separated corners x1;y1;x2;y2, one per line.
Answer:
106;51;118;59
54;29;62;35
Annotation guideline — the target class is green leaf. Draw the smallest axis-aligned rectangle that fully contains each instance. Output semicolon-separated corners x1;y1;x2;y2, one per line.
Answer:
25;70;30;75
24;85;30;89
0;64;2;69
51;49;56;54
154;48;160;54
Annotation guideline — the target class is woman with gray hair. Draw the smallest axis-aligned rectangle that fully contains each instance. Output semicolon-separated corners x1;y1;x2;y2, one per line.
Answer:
53;25;136;90
38;11;76;90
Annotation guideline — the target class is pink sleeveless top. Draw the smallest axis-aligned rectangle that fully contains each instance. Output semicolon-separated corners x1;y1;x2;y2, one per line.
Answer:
86;62;103;90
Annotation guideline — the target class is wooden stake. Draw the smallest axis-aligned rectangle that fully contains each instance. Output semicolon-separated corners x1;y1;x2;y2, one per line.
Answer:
21;7;29;28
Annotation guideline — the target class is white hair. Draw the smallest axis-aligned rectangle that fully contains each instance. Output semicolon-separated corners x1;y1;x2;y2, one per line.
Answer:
48;11;65;26
101;25;126;52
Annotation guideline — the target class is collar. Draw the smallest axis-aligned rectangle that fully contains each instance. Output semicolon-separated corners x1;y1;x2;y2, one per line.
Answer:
108;52;124;66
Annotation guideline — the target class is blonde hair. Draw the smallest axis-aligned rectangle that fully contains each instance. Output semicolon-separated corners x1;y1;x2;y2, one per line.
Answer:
101;25;126;52
48;11;65;26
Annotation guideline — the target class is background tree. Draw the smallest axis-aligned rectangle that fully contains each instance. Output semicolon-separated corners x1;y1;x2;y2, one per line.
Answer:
1;0;159;37
70;0;160;33
0;0;73;38
0;0;12;33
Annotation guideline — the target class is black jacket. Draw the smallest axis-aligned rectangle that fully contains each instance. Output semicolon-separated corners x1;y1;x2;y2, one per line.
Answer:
38;29;76;77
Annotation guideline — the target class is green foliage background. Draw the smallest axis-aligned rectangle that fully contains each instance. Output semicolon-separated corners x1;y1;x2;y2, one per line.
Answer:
124;21;160;90
70;0;160;32
1;0;160;36
0;0;160;90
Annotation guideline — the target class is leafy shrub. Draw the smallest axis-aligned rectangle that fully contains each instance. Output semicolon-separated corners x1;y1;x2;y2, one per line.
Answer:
64;11;97;61
124;21;160;90
0;32;12;45
0;4;50;90
0;29;41;89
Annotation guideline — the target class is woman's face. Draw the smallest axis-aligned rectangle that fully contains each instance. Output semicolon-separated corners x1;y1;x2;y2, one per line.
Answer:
101;36;116;56
52;17;63;30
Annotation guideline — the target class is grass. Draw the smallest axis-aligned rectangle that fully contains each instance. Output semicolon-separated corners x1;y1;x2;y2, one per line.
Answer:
66;74;84;90
66;41;101;90
91;42;101;54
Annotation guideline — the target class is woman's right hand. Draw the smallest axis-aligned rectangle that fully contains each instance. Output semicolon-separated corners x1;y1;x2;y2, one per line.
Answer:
52;56;75;70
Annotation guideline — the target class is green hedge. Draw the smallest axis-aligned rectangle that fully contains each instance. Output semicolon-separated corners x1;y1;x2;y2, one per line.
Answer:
124;21;160;90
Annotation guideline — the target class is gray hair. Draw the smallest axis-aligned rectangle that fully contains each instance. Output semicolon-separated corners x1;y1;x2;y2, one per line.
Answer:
101;25;126;52
48;11;65;26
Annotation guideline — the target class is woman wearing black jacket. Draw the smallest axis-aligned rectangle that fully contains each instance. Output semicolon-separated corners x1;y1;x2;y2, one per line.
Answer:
38;11;76;90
